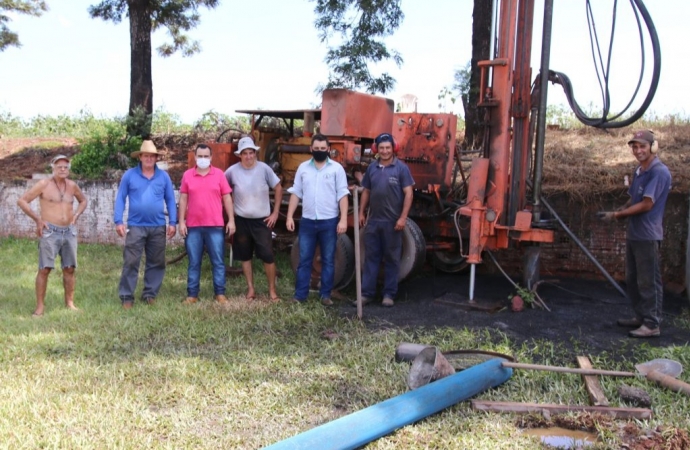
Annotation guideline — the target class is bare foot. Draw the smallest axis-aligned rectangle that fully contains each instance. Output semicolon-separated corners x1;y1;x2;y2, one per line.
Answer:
66;303;80;311
245;289;256;300
268;292;280;303
31;310;43;318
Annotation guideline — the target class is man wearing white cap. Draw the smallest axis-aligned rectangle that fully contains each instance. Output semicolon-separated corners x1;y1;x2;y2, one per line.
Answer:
225;136;283;301
17;154;88;316
114;140;177;309
597;130;672;338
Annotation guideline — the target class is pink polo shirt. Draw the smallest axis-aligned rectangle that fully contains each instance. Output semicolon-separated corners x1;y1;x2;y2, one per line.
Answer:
180;166;232;227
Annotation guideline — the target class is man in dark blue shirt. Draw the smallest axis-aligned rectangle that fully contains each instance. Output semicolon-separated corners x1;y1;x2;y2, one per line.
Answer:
114;140;177;309
358;133;414;307
599;130;671;338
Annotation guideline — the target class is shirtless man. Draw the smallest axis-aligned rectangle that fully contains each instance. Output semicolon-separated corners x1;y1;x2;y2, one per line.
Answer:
17;154;88;316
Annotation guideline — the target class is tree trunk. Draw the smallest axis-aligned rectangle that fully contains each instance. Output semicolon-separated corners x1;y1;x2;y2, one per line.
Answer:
463;0;492;149
128;0;153;137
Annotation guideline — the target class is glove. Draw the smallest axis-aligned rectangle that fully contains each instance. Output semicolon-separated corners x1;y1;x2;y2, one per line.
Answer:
596;211;616;222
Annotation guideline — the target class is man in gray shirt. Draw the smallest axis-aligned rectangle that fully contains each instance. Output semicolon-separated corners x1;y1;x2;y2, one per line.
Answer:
225;137;283;301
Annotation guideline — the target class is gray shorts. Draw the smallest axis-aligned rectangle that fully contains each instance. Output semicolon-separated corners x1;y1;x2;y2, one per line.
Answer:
38;223;78;269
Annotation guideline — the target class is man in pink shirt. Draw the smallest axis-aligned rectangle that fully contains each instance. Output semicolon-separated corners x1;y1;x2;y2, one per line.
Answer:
178;144;236;304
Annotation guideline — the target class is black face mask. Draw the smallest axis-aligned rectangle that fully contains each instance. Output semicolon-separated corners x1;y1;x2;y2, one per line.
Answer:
312;150;329;162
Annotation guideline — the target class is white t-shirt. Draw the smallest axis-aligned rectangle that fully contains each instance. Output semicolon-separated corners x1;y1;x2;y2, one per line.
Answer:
225;162;281;218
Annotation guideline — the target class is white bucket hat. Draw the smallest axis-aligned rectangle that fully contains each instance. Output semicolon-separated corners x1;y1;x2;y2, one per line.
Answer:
234;136;260;156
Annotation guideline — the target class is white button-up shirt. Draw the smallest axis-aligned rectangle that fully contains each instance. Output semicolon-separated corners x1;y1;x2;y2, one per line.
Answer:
288;158;349;220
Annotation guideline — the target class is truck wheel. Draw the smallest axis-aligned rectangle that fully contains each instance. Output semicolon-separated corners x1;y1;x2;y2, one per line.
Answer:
290;234;356;291
359;218;426;281
428;250;469;273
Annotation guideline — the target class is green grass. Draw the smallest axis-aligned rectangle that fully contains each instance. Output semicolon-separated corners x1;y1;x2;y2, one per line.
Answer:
1;237;689;449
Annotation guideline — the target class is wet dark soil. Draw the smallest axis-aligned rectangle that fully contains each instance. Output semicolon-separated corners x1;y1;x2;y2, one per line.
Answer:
338;269;690;362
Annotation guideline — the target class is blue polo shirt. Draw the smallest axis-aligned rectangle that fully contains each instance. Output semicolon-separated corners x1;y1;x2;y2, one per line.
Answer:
627;157;671;241
114;165;178;227
361;156;415;222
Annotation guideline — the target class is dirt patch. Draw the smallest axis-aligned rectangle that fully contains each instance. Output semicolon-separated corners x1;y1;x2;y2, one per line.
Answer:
338;270;690;361
0;138;78;180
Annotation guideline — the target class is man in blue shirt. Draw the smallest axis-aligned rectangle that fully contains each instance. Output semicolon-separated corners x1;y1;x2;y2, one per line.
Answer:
358;133;414;307
598;130;671;338
114;140;177;309
286;134;349;305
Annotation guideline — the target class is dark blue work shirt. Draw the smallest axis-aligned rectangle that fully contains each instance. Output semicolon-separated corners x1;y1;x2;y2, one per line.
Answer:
361;156;415;222
627;157;671;241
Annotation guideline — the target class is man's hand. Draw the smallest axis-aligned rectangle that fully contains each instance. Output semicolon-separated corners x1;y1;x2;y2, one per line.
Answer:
167;225;177;239
178;222;188;238
394;217;406;231
286;217;295;232
225;221;236;237
264;212;279;229
358;210;366;227
115;224;127;238
596;211;616;222
36;219;47;237
337;219;347;235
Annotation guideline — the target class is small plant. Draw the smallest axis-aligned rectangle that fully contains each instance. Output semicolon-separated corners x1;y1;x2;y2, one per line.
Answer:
71;121;141;179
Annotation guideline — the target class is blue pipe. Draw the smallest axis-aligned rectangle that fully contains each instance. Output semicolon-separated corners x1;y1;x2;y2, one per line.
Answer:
264;358;513;450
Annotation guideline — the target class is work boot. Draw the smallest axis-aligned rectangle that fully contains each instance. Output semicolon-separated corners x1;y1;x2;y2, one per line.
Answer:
382;297;395;307
351;296;373;307
215;294;229;304
182;297;198;305
617;317;642;328
122;300;134;310
321;297;334;306
629;324;660;338
143;297;156;305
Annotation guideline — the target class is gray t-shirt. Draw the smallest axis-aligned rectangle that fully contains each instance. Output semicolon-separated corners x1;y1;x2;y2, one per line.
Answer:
225;162;281;218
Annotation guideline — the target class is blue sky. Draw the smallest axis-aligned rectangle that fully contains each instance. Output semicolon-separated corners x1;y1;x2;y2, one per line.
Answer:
0;1;687;123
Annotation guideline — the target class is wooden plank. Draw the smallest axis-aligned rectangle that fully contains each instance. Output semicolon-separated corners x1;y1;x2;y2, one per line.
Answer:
576;356;609;406
470;400;652;419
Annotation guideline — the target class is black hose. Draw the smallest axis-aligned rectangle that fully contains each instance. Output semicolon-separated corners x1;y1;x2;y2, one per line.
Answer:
549;0;661;128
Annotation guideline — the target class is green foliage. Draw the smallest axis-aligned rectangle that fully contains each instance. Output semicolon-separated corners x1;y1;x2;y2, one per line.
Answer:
193;110;250;134
509;285;535;305
150;107;192;134
0;0;47;51
313;0;404;94
88;0;220;58
125;105;152;138
0;109;119;138
71;122;141;178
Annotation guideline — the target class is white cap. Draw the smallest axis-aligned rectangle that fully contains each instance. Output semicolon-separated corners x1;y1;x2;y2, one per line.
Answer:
234;136;260;155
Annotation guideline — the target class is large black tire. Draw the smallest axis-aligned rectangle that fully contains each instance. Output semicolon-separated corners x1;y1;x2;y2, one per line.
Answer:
290;234;356;291
359;218;426;281
428;249;470;274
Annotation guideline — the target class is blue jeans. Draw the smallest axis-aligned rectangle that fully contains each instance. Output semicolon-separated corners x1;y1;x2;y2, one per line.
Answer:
185;227;226;297
294;217;338;301
362;220;403;299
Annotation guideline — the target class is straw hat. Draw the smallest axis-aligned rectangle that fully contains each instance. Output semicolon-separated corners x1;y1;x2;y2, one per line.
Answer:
131;140;165;158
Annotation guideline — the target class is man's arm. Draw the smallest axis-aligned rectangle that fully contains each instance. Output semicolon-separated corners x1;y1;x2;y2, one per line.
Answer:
265;181;283;229
337;195;348;234
178;193;188;237
614;197;654;220
222;193;236;236
71;182;88;225
395;185;414;231
17;180;48;236
286;194;300;232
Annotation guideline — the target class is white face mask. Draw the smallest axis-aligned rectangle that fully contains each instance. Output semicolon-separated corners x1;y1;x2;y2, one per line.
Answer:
196;157;211;169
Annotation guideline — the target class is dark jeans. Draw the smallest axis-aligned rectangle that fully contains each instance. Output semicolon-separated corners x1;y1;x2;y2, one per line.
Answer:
362;220;403;299
625;239;663;329
118;226;167;301
186;227;226;297
294;217;338;301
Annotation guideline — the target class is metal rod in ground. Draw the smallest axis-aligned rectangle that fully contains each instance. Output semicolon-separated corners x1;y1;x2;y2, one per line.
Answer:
469;263;476;302
352;186;363;319
537;192;627;299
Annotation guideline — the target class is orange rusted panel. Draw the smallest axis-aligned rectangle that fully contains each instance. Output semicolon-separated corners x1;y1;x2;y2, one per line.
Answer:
513;229;554;243
392;113;458;189
320;89;394;138
513;210;532;231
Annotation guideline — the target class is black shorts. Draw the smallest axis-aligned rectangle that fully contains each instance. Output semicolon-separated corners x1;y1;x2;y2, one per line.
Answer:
233;216;275;263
